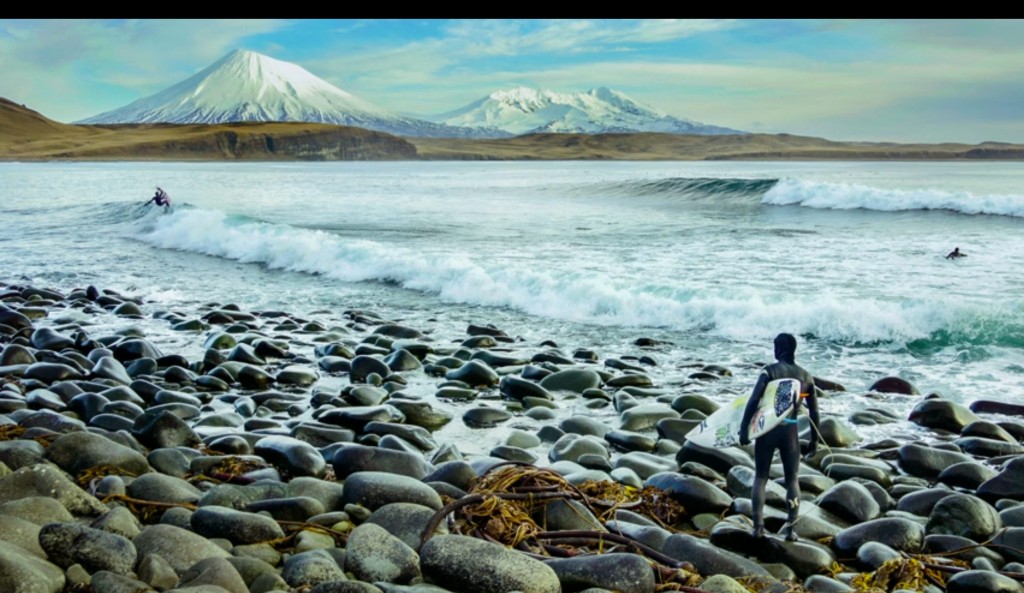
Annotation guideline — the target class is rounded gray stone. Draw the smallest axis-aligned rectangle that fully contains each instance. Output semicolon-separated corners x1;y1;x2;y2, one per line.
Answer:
420;534;560;593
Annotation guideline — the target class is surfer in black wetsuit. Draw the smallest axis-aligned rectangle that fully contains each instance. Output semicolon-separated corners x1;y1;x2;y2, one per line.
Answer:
738;332;821;541
946;247;966;260
144;187;171;211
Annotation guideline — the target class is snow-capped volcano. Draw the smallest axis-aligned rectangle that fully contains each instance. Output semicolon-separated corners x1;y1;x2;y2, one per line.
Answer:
431;86;743;136
78;50;487;138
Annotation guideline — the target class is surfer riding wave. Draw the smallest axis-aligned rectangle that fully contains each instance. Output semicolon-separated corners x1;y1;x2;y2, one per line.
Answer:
144;187;172;212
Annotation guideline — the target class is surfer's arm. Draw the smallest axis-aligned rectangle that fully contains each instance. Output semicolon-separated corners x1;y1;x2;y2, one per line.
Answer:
739;371;769;445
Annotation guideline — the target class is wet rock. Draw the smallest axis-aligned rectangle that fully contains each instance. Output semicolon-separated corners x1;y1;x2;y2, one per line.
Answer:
0;540;66;593
662;533;773;579
177;557;249;593
318;405;406;432
961;420;1017;443
462;406;512;428
676;441;753;475
645;472;732;515
254;436;327;479
896;488;955;516
954;436;1024;457
925;534;1007;565
699;575;750;593
937;462;999;491
945;570;1024;593
539;368;602;394
91;356;132;385
0;513;45;556
869;376;918;395
132;409;202;450
978;457;1024;503
856;541;901;570
245;497;325;522
345;523;421;584
897;443;974;480
817;481;882;524
0;496;74;526
191;505;286;545
990;528;1024;563
761;536;837;578
544;498;606;532
445;360;499;387
0;463;106;516
927;493;1002;541
38;522;137;574
340;471;443;511
908;399;980;433
543;553;655;593
281;549;347;588
803;575;855;593
136;554;180;590
818;418;861;447
24;362;84;383
275;365;318;387
832;517;925;556
499;375;552;401
91;506;143;540
44;431;152;477
333;443;432;480
614;451;678;480
420;534;560;593
133;524;232;575
620;403;678;432
128;473;202;505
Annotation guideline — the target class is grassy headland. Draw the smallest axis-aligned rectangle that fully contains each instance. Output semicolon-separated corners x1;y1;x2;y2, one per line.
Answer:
4;97;1024;161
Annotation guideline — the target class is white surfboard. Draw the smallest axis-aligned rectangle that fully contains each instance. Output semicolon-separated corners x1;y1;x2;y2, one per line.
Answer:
685;378;802;448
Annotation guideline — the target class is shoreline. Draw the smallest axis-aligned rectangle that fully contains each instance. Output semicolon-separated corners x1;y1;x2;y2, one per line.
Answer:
1;280;1023;592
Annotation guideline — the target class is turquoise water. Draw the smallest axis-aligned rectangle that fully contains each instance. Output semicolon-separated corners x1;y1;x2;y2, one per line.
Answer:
3;160;1023;449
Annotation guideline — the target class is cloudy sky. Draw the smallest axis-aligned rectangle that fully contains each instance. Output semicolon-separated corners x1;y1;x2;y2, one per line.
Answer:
2;19;1022;143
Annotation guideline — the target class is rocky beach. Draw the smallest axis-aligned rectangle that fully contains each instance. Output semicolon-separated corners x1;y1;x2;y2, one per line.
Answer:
1;281;1023;593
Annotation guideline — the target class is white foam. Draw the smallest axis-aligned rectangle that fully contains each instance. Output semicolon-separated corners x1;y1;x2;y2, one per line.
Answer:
136;208;1010;345
763;178;1024;218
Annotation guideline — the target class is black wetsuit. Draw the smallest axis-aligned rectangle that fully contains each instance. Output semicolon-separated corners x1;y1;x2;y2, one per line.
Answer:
738;336;820;539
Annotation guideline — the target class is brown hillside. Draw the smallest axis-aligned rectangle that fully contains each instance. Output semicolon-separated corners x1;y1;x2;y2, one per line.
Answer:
409;132;1024;161
4;97;1024;161
0;98;417;161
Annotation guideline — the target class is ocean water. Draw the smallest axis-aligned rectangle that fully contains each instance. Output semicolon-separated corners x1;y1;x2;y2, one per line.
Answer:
3;160;1023;451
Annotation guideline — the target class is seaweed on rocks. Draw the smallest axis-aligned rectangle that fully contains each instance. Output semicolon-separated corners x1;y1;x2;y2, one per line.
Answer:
419;461;700;589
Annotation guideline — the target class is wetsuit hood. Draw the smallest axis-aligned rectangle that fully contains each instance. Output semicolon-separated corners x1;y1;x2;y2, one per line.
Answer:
774;333;797;364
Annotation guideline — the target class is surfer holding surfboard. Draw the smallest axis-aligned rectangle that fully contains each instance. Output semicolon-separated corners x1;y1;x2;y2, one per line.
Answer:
737;333;821;541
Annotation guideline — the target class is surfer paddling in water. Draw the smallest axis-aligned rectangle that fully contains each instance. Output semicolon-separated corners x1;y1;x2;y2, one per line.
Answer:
738;333;821;541
144;187;172;211
946;246;966;260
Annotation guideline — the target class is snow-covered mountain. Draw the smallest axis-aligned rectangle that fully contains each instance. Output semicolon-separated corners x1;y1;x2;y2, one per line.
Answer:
78;50;491;138
431;87;743;136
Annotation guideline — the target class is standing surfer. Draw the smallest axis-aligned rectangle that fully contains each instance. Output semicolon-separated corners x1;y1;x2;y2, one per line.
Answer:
144;187;172;211
738;333;821;541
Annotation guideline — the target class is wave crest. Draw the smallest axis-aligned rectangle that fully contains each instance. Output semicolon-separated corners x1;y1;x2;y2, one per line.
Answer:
763;178;1024;217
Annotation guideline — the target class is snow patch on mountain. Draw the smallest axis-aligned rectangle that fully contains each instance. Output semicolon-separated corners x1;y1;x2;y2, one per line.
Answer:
78;50;491;138
431;86;743;136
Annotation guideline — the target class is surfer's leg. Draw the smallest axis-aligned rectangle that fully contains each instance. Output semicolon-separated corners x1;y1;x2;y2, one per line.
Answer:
778;423;801;541
750;436;775;538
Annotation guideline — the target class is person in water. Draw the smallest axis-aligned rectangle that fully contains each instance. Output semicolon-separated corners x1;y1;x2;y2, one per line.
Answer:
946;247;966;259
144;187;171;211
738;332;821;541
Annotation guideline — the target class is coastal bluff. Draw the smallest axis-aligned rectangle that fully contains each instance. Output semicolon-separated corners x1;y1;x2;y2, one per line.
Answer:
0;98;417;161
4;96;1024;161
